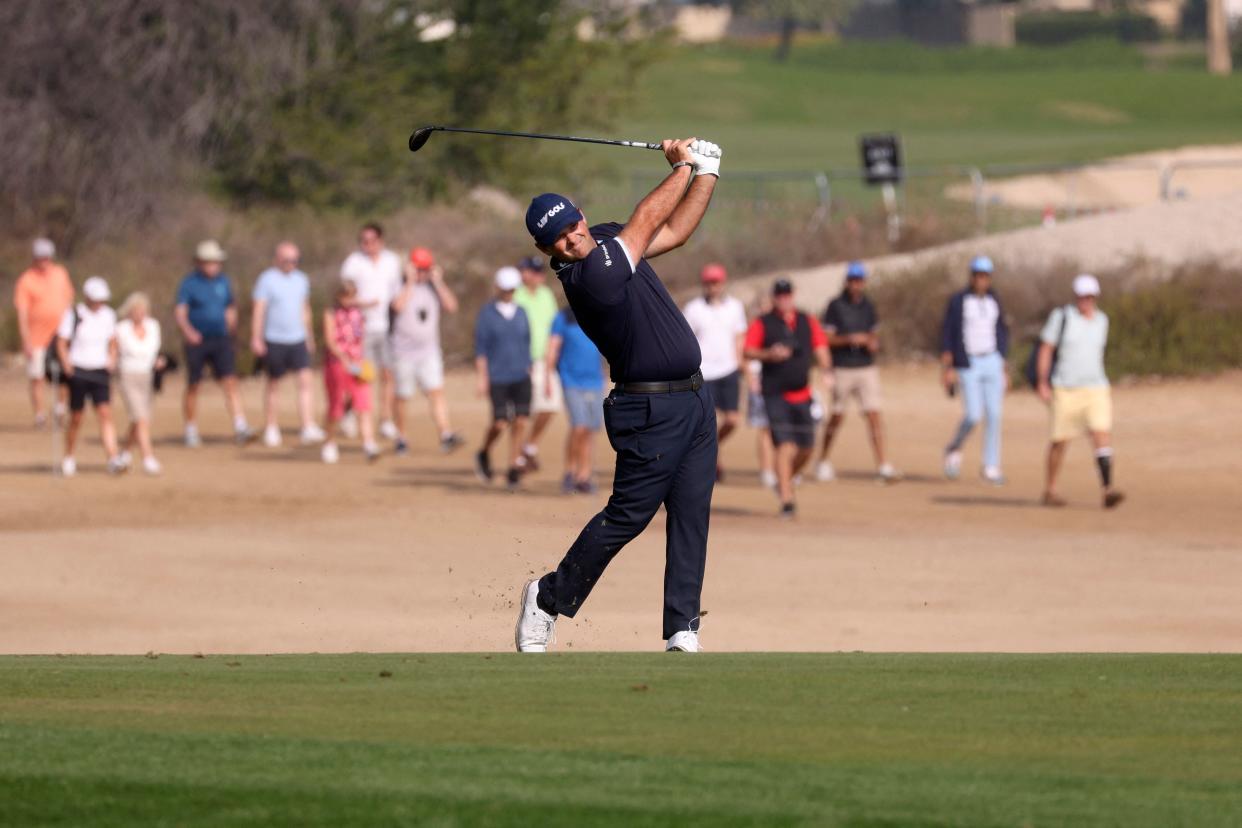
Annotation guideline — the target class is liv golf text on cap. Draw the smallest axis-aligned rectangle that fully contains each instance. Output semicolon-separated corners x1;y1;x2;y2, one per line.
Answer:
526;193;584;247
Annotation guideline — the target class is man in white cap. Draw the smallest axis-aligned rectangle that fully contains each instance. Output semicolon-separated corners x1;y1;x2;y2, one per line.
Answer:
174;240;253;446
1036;274;1124;509
340;222;403;445
473;266;532;490
13;238;74;428
55;276;122;476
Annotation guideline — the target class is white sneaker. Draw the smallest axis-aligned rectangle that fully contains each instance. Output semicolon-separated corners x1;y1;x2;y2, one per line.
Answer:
793;474;803;488
515;579;556;653
184;424;202;448
61;456;77;477
943;450;962;480
814;460;836;483
117;450;133;469
666;631;701;652
321;442;340;464
759;469;778;490
363;442;381;463
263;424;282;448
339;411;359;439
143;456;162;476
379;419;400;441
299;424;326;445
877;463;902;483
106;456;127;476
982;467;1007;486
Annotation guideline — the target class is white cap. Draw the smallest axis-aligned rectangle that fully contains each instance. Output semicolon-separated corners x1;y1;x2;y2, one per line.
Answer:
195;239;228;262
82;276;111;302
32;238;55;259
494;266;522;291
1073;274;1101;297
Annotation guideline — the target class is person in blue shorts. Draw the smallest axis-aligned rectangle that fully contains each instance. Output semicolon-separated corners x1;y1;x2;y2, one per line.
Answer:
545;306;605;494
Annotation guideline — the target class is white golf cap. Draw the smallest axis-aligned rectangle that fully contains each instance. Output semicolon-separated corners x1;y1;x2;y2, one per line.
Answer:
32;238;55;259
495;266;522;291
195;239;228;262
82;276;111;302
1073;274;1101;297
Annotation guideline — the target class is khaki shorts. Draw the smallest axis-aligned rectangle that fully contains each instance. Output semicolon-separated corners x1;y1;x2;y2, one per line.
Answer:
393;352;445;398
1051;386;1112;441
26;347;47;380
119;371;154;422
530;360;563;415
831;366;882;413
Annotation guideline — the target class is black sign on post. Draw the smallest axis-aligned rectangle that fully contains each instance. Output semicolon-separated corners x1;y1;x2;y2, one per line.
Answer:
860;133;902;185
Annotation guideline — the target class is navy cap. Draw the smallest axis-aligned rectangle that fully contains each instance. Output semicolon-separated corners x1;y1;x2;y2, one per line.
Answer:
772;278;794;295
845;261;867;280
518;255;544;271
526;193;584;247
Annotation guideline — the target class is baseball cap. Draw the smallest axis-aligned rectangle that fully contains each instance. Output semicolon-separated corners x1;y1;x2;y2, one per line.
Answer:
845;261;867;280
525;193;583;247
195;239;228;262
772;278;794;296
970;255;994;274
518;255;545;272
495;266;522;291
1073;274;1101;297
409;247;435;269
32;238;55;259
700;263;727;283
82;276;111;302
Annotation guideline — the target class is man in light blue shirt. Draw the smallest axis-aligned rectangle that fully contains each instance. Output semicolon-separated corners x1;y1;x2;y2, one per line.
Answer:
251;241;324;447
1036;274;1123;510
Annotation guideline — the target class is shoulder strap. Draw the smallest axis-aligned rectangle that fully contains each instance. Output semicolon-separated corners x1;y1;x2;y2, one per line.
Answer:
1056;305;1070;347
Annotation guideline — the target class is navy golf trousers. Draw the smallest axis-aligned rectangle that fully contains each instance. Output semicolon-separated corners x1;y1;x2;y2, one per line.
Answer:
538;384;717;640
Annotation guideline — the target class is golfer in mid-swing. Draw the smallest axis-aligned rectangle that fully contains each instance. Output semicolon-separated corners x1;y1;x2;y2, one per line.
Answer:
515;137;722;653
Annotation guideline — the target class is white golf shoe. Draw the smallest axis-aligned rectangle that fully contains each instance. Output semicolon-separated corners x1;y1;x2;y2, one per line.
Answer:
60;456;77;478
321;442;340;464
666;631;701;653
263;424;282;448
515;579;556;653
814;460;836;482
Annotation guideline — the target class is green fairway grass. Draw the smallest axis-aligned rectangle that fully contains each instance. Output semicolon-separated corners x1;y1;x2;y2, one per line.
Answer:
2;654;1241;826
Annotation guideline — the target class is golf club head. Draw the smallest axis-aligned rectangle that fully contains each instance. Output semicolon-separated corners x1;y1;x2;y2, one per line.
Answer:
408;126;436;153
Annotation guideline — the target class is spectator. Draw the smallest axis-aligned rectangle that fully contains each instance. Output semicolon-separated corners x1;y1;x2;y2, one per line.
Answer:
340;222;402;444
174;240;253;446
390;246;464;455
682;263;748;482
513;255;560;473
115;292;164;475
743;279;832;518
546;306;604;494
474;266;532;490
55;276;122;477
14;237;73;428
1037;274;1125;509
940;256;1010;485
321;280;378;464
251;241;324;448
746;359;777;491
815;261;900;484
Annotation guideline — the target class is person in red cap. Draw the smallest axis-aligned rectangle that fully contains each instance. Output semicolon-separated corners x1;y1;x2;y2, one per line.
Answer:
682;262;747;482
390;246;463;454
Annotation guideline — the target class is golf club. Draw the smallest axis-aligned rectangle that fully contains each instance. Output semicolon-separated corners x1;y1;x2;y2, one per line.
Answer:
409;125;662;154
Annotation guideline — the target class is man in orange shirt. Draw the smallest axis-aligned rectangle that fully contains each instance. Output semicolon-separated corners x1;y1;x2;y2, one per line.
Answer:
14;238;74;428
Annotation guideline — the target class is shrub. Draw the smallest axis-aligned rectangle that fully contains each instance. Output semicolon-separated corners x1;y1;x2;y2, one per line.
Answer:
1017;12;1161;46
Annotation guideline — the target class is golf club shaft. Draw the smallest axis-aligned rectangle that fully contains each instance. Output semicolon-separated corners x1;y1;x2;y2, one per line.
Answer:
421;125;661;151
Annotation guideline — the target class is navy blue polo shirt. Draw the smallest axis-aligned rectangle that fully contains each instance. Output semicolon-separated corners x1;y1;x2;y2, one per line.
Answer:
175;270;235;338
553;222;701;384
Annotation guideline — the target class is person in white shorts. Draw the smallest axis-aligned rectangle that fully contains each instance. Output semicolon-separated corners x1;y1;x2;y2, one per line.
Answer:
1036;274;1124;510
514;255;561;472
390;246;464;455
340;222;402;443
56;276;123;477
14;238;74;428
115;292;165;475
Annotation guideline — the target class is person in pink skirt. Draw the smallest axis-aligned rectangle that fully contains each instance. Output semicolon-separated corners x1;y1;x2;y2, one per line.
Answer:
321;281;379;464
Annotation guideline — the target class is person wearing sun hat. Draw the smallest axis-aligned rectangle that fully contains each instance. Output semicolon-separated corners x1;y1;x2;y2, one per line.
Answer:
55;276;123;477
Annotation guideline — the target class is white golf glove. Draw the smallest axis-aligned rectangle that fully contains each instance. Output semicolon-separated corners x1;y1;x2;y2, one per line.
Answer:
690;139;722;178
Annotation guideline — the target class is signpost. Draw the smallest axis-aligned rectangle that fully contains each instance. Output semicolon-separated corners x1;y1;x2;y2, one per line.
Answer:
860;133;903;242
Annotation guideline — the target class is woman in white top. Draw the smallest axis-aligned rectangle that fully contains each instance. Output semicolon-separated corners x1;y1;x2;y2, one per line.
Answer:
55;276;120;476
116;292;165;475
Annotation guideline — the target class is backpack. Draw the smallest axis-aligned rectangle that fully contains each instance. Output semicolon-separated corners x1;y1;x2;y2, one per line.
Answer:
1023;305;1069;389
43;305;80;383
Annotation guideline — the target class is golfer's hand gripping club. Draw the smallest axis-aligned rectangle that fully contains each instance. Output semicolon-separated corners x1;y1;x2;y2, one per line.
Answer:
690;139;722;178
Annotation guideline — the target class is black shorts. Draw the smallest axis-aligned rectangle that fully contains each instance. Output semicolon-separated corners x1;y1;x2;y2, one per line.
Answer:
265;341;310;379
490;378;532;422
186;336;236;385
69;368;111;412
764;394;816;448
704;371;741;413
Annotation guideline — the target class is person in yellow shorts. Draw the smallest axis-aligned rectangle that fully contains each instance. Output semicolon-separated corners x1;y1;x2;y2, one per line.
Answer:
1036;274;1124;509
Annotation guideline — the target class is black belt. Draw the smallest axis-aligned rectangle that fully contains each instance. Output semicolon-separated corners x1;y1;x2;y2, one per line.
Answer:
615;371;703;395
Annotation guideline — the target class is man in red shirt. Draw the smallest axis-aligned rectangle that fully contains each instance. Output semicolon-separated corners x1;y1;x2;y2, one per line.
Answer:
744;279;832;518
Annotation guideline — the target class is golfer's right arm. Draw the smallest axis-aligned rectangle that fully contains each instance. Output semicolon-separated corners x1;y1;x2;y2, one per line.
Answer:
616;138;696;262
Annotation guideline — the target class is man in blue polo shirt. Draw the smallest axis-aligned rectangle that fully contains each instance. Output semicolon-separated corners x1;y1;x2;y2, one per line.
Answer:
514;136;722;654
174;240;252;446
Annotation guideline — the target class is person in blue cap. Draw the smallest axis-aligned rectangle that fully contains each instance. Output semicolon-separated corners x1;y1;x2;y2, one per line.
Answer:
513;136;722;654
939;255;1010;485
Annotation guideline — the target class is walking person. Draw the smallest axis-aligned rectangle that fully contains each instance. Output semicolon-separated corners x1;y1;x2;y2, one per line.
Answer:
320;280;379;464
514;136;722;654
115;292;165;475
815;261;899;484
175;240;253;446
743;278;832;518
14;237;73;428
746;360;778;491
390;246;464;455
251;241;324;448
513;255;561;473
545;306;605;494
1037;274;1125;509
474;267;532;490
682;263;748;482
940;256;1010;485
340;222;403;444
55;277;122;476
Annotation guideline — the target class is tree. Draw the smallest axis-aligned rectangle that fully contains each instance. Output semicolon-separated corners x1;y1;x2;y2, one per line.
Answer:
732;0;855;61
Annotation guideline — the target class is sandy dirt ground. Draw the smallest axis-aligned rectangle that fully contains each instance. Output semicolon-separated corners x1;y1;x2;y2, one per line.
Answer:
1;365;1239;654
